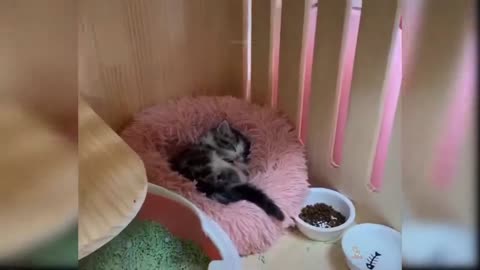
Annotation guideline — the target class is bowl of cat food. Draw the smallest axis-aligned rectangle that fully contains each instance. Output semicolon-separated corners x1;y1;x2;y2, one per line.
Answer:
294;188;356;241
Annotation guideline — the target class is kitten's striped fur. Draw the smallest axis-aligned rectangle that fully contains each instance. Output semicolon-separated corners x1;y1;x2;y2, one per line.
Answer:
170;120;284;221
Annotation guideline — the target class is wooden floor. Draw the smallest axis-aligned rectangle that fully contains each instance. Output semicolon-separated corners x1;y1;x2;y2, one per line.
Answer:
242;228;349;270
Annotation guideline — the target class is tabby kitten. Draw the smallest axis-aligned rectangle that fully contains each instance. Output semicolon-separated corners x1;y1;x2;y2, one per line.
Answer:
170;120;285;221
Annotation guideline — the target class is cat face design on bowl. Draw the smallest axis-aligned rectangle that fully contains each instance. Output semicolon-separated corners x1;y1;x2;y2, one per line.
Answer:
351;246;363;259
350;246;382;269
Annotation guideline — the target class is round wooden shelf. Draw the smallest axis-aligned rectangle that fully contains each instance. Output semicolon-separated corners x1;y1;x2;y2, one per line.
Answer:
78;98;147;259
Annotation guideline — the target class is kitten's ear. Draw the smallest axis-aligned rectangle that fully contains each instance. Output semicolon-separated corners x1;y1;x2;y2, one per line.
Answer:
217;120;232;135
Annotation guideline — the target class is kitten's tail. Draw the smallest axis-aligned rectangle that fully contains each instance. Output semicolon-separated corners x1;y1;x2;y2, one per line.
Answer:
230;184;285;221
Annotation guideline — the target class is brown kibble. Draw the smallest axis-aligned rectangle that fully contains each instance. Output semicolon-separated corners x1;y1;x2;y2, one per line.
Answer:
299;203;346;228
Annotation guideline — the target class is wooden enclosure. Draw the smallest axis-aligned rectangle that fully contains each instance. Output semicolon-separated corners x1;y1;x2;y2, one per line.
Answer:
76;0;475;263
0;0;474;267
79;0;405;233
79;0;245;130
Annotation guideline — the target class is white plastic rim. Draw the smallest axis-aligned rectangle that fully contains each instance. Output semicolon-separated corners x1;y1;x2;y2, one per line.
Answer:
341;223;401;270
294;187;356;233
147;183;242;270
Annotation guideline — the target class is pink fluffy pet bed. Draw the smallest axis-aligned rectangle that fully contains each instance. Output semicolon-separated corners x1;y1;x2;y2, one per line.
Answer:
120;96;309;255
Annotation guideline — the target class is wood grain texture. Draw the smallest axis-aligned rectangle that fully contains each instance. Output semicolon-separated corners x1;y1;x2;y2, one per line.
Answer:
402;0;475;225
242;230;348;269
250;0;272;106
0;102;77;260
339;0;401;229
306;0;349;190
79;0;244;131
276;0;308;128
78;97;147;259
0;0;77;133
250;0;283;108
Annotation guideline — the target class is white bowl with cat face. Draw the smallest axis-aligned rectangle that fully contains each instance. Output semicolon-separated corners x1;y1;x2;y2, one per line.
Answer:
341;223;401;270
294;188;356;242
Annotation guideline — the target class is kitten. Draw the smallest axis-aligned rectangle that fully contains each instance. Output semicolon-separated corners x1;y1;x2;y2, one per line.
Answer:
170;120;285;221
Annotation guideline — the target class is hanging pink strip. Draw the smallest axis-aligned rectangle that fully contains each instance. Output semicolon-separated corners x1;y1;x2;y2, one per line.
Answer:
330;8;361;167
430;33;476;190
369;26;402;191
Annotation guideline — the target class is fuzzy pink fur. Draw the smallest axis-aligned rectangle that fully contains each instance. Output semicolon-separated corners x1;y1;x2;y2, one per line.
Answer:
120;96;309;255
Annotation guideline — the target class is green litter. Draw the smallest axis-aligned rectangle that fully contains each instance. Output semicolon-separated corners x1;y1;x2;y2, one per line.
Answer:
79;219;211;270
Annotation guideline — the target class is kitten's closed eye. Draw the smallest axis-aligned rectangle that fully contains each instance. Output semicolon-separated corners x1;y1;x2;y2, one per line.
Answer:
218;139;236;151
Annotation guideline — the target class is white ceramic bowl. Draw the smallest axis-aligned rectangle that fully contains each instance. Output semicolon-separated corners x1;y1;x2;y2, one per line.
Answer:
294;188;356;241
341;223;401;270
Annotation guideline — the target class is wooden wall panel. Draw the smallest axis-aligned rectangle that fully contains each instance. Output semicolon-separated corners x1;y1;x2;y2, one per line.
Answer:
306;0;349;188
79;0;244;131
338;0;401;229
0;0;77;133
251;0;272;106
276;0;309;128
307;0;403;229
402;0;476;225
